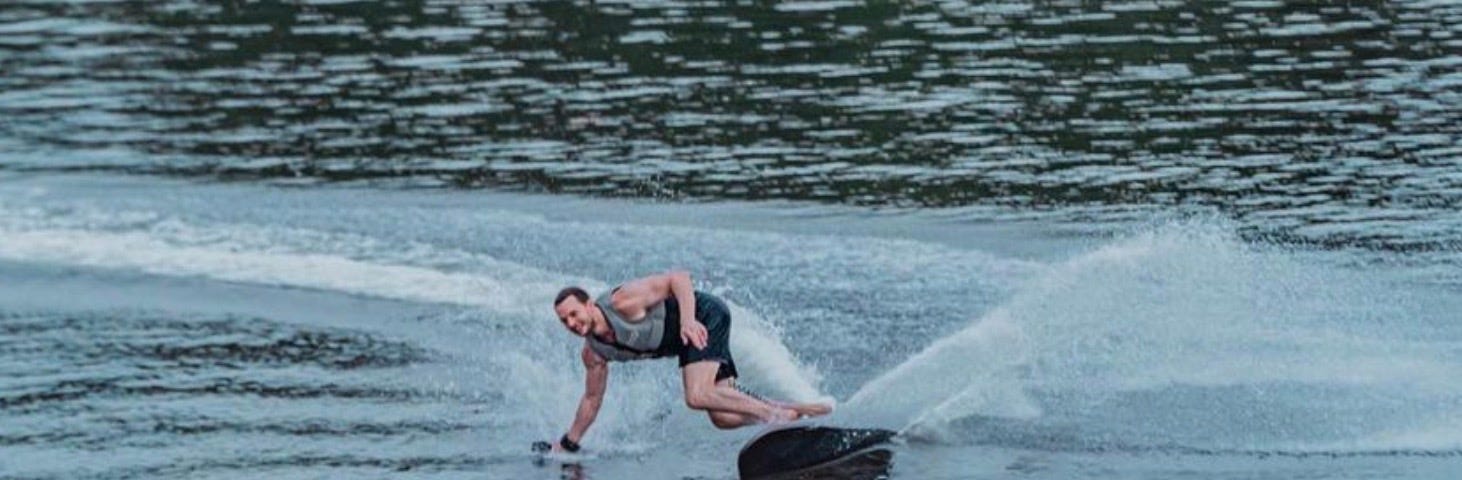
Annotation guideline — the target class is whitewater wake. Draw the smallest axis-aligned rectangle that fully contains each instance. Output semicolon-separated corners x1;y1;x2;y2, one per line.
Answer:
843;218;1462;452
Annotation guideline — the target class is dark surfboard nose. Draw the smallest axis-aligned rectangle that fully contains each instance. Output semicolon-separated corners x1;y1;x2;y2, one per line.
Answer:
737;425;897;479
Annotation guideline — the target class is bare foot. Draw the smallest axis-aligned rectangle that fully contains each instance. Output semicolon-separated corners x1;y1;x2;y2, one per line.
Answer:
790;402;833;418
766;407;799;425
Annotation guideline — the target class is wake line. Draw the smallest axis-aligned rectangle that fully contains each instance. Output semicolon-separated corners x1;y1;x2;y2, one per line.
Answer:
0;222;828;402
0;228;561;315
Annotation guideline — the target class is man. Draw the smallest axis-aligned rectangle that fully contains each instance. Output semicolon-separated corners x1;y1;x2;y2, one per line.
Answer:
547;270;831;453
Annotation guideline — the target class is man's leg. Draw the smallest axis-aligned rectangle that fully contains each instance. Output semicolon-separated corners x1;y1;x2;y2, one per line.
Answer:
682;361;791;428
706;377;761;429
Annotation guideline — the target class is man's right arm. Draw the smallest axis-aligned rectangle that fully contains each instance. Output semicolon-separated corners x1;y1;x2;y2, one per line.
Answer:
563;344;608;450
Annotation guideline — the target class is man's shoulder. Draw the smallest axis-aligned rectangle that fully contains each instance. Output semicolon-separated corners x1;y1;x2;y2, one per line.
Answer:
580;341;609;365
606;284;643;309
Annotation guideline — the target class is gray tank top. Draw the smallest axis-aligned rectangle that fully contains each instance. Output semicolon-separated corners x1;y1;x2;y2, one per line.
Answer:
585;289;667;362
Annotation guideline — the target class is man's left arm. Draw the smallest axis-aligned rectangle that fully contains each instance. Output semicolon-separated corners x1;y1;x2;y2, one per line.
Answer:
665;270;707;349
616;270;708;349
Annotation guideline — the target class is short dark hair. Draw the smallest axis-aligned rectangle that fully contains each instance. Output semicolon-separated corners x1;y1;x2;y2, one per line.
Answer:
554;286;590;306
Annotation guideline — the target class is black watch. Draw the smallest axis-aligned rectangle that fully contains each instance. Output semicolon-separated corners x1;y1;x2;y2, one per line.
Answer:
559;434;581;453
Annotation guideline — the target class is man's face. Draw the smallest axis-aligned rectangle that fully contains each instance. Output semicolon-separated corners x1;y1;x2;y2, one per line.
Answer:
554;297;592;337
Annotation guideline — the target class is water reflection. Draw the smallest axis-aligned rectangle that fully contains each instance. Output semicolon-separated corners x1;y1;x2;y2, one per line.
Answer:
0;0;1458;248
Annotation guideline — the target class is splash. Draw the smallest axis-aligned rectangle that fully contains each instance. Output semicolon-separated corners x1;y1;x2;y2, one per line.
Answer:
844;218;1462;450
842;309;1037;430
724;302;829;403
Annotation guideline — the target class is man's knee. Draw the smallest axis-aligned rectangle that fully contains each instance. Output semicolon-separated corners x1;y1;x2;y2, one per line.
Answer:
682;362;722;411
708;412;743;430
684;388;713;411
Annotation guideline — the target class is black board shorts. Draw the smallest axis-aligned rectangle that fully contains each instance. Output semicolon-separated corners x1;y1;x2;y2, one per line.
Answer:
657;292;738;382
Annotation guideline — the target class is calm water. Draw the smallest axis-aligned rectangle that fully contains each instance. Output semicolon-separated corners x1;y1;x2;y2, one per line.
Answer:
2;1;1462;479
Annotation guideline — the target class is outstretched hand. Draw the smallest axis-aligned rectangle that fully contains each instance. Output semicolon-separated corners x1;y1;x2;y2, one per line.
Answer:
681;318;708;350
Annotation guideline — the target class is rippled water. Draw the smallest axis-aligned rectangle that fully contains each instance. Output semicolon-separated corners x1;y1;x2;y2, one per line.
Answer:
2;1;1462;478
2;0;1460;249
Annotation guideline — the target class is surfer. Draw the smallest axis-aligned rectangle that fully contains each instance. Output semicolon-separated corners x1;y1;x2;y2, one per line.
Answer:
546;270;831;452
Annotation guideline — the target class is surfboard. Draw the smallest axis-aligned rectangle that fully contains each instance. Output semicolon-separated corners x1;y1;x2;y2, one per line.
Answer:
737;423;897;480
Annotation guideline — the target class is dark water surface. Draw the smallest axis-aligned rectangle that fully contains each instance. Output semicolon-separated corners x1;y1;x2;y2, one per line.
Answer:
2;0;1460;248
